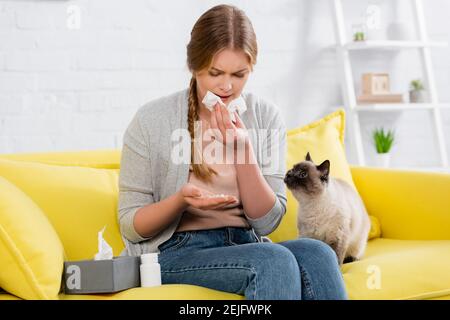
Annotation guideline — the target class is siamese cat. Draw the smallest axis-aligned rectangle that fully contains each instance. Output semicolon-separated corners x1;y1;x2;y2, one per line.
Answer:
284;152;370;265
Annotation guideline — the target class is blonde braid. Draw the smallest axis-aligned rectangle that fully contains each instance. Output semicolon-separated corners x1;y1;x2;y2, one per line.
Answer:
187;77;217;182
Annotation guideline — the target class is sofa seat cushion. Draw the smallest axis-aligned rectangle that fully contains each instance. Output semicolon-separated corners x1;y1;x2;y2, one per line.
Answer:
58;284;243;300
2;239;449;300
59;239;450;300
0;293;22;300
342;238;450;300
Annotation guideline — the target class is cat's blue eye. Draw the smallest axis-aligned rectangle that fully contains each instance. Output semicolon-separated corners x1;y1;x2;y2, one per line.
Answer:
300;171;307;178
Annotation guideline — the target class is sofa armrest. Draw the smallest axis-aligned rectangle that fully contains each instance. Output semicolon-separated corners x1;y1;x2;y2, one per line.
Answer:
350;166;450;240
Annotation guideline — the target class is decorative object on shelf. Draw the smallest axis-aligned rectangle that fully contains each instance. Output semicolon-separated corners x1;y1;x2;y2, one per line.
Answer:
387;22;411;40
372;127;395;168
352;22;366;42
409;79;427;103
354;32;365;41
386;0;413;40
365;2;385;40
363;73;389;94
358;73;404;103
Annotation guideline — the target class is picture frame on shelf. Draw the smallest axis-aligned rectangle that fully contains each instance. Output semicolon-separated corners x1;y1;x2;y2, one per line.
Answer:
358;73;404;104
362;73;390;95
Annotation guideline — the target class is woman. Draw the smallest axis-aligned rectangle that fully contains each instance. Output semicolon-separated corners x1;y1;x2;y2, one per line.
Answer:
118;4;347;300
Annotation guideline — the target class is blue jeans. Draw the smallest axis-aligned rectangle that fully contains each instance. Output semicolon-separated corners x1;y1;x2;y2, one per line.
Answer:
157;227;348;300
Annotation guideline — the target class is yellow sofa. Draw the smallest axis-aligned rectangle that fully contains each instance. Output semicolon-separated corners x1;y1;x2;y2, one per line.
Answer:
0;149;449;300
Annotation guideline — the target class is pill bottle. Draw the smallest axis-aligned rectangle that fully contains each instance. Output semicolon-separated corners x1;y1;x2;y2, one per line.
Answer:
140;253;161;287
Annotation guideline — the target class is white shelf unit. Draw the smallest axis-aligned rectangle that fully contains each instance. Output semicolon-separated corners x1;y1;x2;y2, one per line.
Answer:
341;40;448;50
331;0;449;169
355;103;450;112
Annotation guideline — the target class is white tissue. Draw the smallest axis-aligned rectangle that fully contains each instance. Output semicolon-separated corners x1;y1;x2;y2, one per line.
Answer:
94;226;113;260
202;90;226;109
201;91;247;123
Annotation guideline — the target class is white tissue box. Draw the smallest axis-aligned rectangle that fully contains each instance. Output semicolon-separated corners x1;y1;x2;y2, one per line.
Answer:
63;256;140;294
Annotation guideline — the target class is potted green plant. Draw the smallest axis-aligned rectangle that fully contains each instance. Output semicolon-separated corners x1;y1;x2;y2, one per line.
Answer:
354;31;365;41
409;79;426;103
352;22;366;42
372;127;395;168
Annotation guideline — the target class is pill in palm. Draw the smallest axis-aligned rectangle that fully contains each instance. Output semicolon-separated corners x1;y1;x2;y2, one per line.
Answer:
205;194;227;198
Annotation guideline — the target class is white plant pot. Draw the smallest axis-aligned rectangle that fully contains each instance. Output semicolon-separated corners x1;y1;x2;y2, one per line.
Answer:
388;0;413;40
409;90;427;103
375;153;391;168
387;22;412;40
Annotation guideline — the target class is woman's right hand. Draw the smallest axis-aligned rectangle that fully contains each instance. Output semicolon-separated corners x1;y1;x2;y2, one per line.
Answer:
180;183;238;210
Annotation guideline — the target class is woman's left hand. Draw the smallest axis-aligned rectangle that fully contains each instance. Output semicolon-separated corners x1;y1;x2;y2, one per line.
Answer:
210;103;249;149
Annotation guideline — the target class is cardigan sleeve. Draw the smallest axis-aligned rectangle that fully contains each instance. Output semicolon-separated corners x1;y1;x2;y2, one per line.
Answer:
118;110;154;243
244;100;287;236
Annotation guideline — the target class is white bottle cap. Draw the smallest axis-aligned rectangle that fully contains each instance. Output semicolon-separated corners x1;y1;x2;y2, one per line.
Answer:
141;253;158;264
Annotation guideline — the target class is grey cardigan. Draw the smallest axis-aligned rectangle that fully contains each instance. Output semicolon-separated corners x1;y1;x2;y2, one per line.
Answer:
118;88;287;257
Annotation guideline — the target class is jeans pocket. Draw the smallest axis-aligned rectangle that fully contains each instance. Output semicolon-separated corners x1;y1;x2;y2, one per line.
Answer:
158;232;191;252
227;228;258;246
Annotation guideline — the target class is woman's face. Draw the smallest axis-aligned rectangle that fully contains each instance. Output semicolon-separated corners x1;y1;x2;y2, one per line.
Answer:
195;48;252;106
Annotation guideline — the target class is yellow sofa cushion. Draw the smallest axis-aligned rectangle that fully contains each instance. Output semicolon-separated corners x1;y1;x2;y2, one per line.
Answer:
59;284;243;300
56;239;450;300
0;149;120;169
4;238;449;300
0;293;22;300
342;238;450;299
0;158;124;261
0;176;65;300
269;109;380;243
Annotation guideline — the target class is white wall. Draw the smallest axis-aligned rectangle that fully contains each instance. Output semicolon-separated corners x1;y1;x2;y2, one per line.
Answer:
0;0;449;168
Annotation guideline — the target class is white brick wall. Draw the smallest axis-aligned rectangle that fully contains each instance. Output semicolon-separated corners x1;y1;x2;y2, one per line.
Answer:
0;0;449;168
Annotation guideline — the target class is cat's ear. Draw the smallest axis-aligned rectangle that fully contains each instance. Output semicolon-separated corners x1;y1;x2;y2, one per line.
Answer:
305;152;313;162
317;160;330;177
